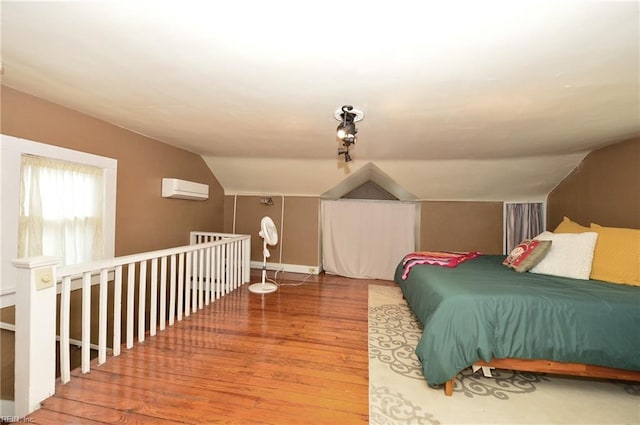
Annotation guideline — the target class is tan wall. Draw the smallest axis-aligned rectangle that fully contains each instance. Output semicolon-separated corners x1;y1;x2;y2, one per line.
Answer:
1;86;226;400
420;201;504;254
225;196;503;271
547;137;640;230
224;195;320;267
0;307;15;399
1;86;225;254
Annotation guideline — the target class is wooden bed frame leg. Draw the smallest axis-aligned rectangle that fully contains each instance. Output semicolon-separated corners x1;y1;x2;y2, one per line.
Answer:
444;377;455;396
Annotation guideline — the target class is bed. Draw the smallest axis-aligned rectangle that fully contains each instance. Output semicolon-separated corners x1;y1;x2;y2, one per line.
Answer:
394;254;640;396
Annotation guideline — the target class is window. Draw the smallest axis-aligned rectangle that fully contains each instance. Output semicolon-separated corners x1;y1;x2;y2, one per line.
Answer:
504;202;545;254
1;135;117;307
18;155;105;265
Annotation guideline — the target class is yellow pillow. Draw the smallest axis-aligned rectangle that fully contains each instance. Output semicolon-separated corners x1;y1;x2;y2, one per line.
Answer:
589;223;640;286
554;216;590;233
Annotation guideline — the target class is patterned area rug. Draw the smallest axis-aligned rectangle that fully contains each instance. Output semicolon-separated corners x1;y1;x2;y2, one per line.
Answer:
368;285;640;425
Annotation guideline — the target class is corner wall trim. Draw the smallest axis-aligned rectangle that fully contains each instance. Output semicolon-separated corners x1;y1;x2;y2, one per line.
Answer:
0;400;15;418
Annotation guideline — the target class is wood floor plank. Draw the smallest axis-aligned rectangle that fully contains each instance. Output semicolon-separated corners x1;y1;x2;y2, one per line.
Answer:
24;273;387;424
86;349;368;406
28;408;108;425
77;366;367;409
33;397;183;424
106;343;369;379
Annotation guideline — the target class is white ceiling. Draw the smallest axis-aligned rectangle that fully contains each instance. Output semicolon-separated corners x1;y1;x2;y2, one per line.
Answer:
2;1;638;200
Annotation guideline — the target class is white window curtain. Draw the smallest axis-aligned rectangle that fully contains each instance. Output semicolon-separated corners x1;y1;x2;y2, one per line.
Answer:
321;199;416;281
505;202;544;254
18;154;104;265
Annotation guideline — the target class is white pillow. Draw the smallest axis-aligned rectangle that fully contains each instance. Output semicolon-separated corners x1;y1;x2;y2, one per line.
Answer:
528;231;598;280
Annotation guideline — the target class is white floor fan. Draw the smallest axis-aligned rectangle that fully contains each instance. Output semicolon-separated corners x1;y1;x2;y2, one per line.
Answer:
248;216;279;294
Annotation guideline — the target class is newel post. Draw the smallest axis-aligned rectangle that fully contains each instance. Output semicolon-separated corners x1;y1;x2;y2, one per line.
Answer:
11;256;61;417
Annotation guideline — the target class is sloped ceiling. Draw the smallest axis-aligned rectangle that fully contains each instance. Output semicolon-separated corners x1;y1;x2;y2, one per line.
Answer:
1;1;638;201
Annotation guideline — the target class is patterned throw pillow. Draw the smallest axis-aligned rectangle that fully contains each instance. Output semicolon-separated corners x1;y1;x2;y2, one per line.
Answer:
503;239;552;272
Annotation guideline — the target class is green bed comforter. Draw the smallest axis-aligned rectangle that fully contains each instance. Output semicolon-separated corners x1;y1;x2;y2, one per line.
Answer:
394;255;640;385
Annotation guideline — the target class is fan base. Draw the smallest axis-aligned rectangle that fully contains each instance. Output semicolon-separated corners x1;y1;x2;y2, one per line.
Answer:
248;282;278;294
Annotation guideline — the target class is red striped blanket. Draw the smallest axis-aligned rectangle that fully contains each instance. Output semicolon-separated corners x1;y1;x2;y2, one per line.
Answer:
401;251;482;280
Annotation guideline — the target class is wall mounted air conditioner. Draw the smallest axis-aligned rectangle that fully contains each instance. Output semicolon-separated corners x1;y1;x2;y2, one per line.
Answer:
161;178;209;200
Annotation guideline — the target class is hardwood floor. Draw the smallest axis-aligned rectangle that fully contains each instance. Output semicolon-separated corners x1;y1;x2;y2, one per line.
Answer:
26;272;392;424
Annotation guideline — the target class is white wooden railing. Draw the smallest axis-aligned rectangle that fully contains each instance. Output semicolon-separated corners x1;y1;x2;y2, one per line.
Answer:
11;232;250;417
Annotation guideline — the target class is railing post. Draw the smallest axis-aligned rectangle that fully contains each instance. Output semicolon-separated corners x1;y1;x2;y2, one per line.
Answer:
243;236;251;283
11;256;60;417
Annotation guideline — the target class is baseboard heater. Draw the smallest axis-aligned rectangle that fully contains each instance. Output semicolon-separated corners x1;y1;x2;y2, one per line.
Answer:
250;261;321;275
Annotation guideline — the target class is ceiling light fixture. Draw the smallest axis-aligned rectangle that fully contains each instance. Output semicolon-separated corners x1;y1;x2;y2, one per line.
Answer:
335;105;364;162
